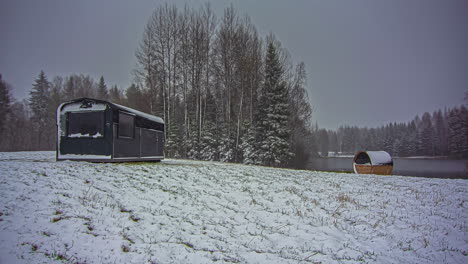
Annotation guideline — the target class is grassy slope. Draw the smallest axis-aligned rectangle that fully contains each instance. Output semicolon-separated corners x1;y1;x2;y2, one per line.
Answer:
0;152;466;263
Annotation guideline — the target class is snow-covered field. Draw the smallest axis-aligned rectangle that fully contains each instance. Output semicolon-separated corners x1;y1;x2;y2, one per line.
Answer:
0;152;466;264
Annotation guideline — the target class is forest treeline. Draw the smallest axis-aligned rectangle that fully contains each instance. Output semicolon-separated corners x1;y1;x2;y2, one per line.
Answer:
316;103;468;158
0;4;315;168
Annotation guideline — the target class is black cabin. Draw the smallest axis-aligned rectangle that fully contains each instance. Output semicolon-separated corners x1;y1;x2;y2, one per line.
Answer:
56;98;165;162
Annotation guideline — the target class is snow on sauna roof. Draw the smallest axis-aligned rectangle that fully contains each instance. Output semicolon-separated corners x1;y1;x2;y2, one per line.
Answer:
59;98;164;124
354;151;392;165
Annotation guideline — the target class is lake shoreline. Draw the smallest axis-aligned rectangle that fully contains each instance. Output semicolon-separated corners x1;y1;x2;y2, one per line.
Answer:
308;157;468;179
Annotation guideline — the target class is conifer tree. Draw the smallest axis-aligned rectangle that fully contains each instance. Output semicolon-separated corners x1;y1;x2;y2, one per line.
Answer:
318;129;329;157
50;76;63;110
166;122;181;158
255;41;292;167
219;135;235;162
96;76;109;101
29;71;52;149
239;122;258;164
199;88;218;161
419;112;434;156
199;122;217;161
0;74;12;135
433;110;447;155
125;84;143;110
448;106;468;157
63;75;76;101
109;85;123;104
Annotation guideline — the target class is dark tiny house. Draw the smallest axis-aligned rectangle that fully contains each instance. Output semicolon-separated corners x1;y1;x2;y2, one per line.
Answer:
57;98;165;162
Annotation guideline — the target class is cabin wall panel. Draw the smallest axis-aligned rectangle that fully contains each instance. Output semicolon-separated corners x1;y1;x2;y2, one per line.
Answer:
114;128;141;158
140;129;158;157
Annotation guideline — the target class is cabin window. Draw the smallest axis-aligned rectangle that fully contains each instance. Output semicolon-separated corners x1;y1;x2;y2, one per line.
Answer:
67;111;105;138
119;112;135;138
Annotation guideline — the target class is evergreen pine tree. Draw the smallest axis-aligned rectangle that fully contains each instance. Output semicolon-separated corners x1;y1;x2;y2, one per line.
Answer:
198;87;219;161
109;85;123;104
30;71;50;119
392;138;401;157
185;130;199;160
96;76;109;101
29;71;52;150
218;125;235;162
407;121;418;156
63;75;76;101
318;129;329;157
419;112;434;156
166;121;181;158
239;122;259;164
462;106;468;157
448;106;468;157
125;84;143;110
0;74;12;135
255;41;292;167
199;121;218;161
433;110;447;155
50;77;62;110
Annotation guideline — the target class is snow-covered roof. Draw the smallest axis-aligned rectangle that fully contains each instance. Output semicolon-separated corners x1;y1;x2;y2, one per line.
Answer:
57;98;164;124
354;151;393;165
112;103;164;124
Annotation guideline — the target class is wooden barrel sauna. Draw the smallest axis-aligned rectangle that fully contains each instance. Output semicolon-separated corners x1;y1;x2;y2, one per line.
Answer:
353;151;393;175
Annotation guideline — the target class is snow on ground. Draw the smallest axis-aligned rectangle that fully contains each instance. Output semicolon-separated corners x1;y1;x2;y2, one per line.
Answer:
0;151;466;264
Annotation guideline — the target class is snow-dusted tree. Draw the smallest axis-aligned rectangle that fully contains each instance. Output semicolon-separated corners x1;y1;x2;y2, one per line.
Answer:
50;76;63;108
62;75;76;101
0;101;34;151
29;71;53;150
218;127;235;162
392;138;401;157
96;76;109;101
432;110;447;156
0;74;12;135
448;106;468;157
419;112;434;156
327;130;339;155
339;126;359;153
125;83;144;110
255;40;292;167
109;85;123;104
129;4;316;166
408;121;419;156
199;121;218;161
317;129;329;157
76;75;95;98
239;122;259;164
198;87;219;161
165;121;182;158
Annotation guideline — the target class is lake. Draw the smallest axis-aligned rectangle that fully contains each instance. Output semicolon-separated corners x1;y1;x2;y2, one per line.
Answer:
307;157;468;179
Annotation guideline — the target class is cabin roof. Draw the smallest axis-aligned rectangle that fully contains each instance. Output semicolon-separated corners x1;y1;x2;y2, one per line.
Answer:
111;102;164;124
58;98;164;124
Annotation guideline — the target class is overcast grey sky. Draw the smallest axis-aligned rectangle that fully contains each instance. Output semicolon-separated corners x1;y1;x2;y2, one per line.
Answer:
1;0;467;130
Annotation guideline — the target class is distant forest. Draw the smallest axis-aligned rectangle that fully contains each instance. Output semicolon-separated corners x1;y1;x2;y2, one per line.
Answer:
0;4;466;167
317;103;468;158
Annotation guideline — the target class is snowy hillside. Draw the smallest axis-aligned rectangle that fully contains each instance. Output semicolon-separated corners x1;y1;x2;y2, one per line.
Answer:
0;152;466;264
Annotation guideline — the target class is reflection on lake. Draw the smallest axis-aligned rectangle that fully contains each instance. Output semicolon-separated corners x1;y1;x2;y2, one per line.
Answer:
308;157;468;179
